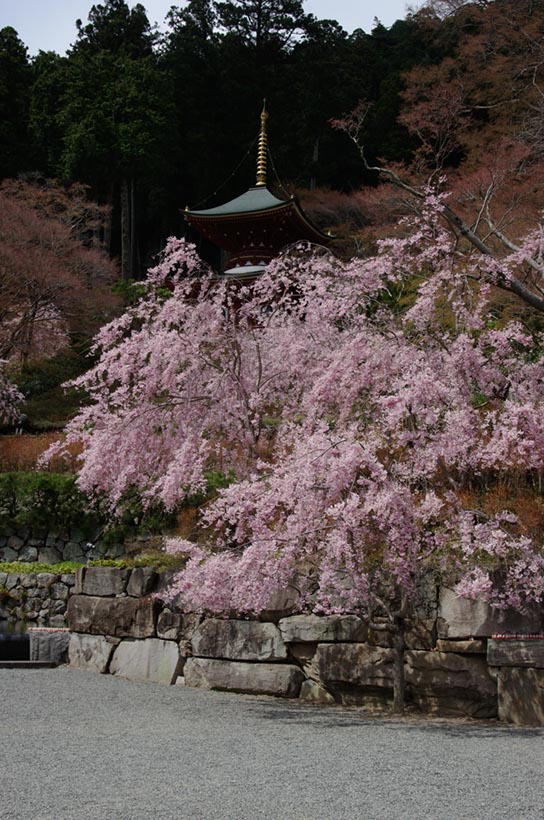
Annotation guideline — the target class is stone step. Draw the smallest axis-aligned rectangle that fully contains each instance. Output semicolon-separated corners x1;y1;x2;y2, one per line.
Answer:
0;660;57;669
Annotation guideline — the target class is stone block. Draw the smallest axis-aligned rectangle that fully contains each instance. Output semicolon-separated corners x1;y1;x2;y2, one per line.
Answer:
37;573;57;589
498;667;544;726
110;638;182;684
38;547;61;564
366;622;395;649
488;639;544;668
29;629;70;664
66;595;158;638
405;650;497;718
279;614;367;644
50;583;69;600
314;643;394;688
438;588;544;639
68;550;86;563
184;658;304;698
0;572;7;586
180;613;202;640
19;546;38;562
81;567;130;597
289;643;319;680
7;535;24;550
63;541;86;562
1;548;18;562
49;615;66;628
404;617;436;651
61;574;76;587
156;609;182;641
30;587;47;600
436;639;487;654
69;633;120;673
20;573;38;588
127;567;157;597
5;573;21;590
179;640;192;657
192;619;287;661
261;581;302;621
299;680;336;704
74;567;85;595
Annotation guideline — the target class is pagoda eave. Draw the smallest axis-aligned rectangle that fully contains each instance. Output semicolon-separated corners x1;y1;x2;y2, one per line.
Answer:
185;199;331;255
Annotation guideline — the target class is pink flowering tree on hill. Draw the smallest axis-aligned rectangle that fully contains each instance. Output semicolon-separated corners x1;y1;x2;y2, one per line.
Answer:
51;197;544;711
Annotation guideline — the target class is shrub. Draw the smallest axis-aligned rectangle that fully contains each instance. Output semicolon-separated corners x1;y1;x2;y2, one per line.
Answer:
0;472;100;536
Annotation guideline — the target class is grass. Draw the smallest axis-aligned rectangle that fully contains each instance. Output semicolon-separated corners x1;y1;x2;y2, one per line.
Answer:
0;550;187;575
0;561;84;575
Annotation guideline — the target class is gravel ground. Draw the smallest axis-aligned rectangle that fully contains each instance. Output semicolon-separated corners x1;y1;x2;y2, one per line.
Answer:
0;668;543;820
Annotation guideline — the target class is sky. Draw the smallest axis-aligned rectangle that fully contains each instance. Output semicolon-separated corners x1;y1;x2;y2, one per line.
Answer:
0;0;413;56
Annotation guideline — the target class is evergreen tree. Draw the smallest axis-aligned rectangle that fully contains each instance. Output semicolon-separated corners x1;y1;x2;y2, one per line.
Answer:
73;0;156;57
0;27;32;179
215;0;311;55
29;51;67;177
59;1;169;278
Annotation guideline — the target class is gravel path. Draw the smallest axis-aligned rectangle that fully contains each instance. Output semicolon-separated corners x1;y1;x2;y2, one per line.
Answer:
0;668;543;820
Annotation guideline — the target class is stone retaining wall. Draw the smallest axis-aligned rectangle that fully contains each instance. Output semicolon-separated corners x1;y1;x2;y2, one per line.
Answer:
64;567;544;726
0;525;126;564
0;570;75;626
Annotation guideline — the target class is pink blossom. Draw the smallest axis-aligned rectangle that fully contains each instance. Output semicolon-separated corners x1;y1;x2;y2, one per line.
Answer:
45;197;544;619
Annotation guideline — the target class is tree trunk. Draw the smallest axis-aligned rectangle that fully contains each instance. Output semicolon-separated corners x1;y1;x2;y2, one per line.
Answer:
104;184;114;254
120;177;131;281
391;618;406;714
130;177;136;276
310;134;320;191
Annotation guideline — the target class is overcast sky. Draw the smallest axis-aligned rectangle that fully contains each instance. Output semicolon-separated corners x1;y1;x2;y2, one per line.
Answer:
0;0;413;56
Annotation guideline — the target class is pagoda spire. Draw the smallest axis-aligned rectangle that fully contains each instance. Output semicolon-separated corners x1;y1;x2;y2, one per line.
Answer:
255;101;268;187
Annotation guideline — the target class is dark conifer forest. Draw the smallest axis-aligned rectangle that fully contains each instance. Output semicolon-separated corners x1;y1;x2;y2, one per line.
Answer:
0;0;457;274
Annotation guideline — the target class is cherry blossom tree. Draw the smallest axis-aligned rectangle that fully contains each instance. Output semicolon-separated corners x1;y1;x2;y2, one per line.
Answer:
332;101;544;315
50;198;544;710
0;178;119;364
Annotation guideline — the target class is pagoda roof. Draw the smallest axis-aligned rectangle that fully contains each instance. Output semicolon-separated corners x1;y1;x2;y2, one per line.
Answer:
186;186;331;245
188;186;285;217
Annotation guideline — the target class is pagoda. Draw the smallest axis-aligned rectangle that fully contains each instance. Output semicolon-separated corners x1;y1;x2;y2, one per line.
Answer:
184;105;332;280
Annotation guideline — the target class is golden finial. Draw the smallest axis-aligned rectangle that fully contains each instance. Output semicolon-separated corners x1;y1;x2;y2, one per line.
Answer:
256;100;268;187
